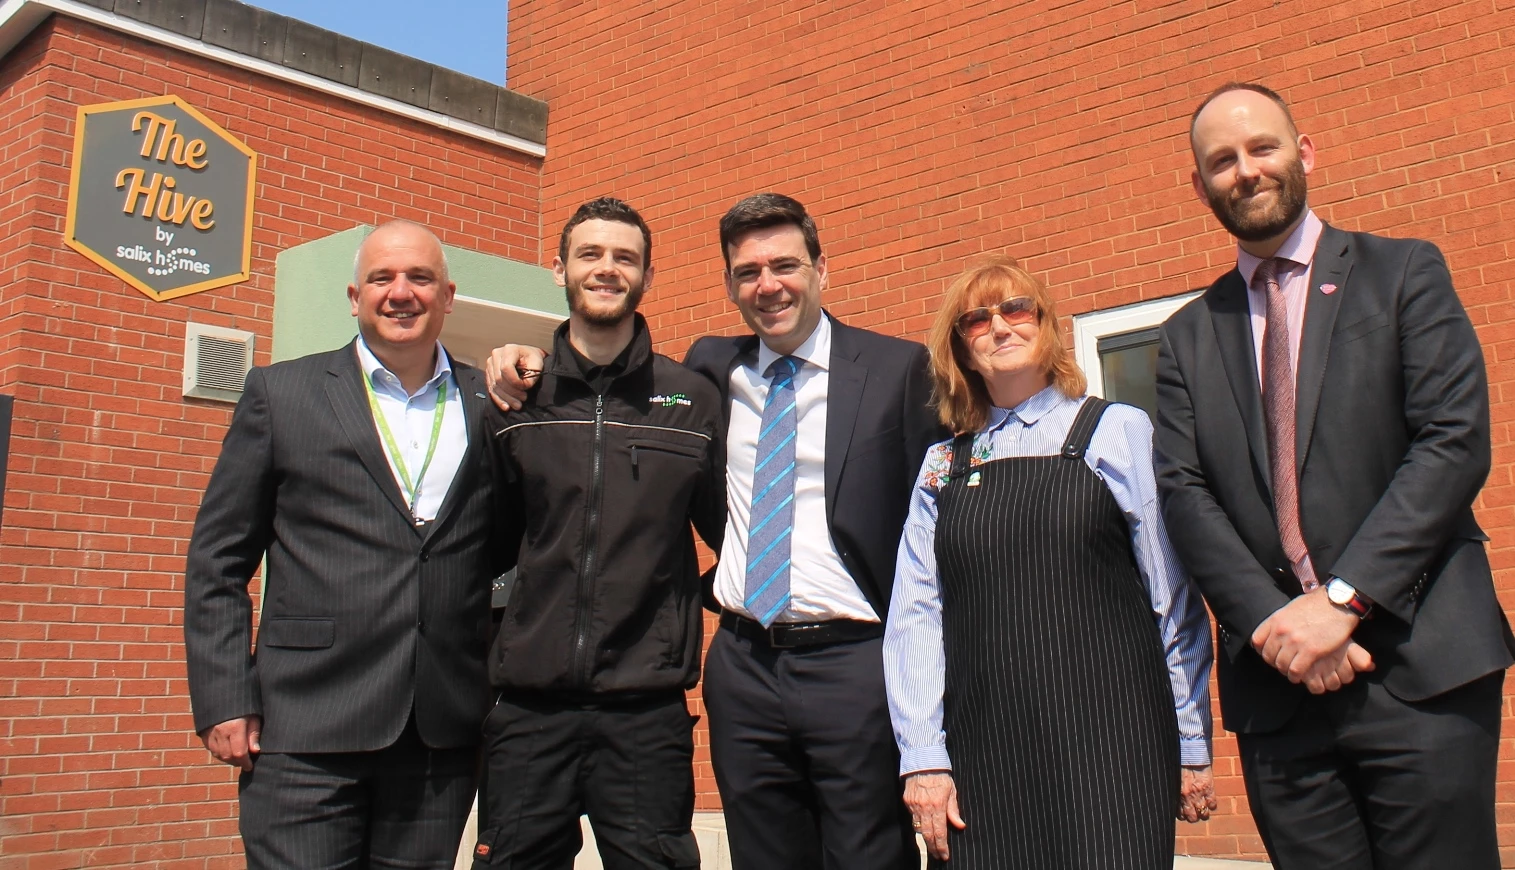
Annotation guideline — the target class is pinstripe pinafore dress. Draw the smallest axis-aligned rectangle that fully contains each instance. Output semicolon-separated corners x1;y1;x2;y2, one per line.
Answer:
931;398;1179;869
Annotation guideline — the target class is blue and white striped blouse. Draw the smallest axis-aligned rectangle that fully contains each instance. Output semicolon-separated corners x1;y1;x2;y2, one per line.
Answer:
883;386;1214;776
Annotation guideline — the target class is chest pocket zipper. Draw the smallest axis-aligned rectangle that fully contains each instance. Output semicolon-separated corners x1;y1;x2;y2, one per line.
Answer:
628;439;703;480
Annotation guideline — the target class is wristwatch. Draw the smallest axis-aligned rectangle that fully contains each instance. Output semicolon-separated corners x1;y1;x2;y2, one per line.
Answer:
1326;577;1373;618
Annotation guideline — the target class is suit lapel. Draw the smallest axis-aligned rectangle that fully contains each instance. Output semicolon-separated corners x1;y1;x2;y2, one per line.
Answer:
824;318;865;524
423;361;488;542
325;341;420;532
1294;225;1350;471
1208;272;1272;482
712;335;759;427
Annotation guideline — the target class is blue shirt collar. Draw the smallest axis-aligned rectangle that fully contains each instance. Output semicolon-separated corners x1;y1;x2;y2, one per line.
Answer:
985;384;1069;432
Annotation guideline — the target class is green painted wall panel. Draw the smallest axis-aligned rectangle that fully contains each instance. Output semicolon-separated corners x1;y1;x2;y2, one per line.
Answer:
448;246;566;316
271;226;370;363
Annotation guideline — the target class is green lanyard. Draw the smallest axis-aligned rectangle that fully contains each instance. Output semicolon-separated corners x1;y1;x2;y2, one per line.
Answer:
363;373;448;516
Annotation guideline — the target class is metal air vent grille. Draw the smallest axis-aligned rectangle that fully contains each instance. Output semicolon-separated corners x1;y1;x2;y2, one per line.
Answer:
183;323;255;403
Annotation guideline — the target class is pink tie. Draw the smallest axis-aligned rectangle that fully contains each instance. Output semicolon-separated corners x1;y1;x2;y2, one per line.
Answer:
1256;258;1316;591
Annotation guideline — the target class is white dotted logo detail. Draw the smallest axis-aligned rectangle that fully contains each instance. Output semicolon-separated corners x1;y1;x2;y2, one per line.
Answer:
146;247;200;276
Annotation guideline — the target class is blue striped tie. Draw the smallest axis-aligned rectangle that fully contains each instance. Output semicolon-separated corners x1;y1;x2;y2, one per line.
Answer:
745;356;800;627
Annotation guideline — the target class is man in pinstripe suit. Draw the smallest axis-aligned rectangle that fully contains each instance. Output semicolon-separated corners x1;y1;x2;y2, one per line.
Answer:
184;221;506;868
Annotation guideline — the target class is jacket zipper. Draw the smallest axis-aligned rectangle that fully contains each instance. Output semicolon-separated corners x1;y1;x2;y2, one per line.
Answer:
571;393;606;687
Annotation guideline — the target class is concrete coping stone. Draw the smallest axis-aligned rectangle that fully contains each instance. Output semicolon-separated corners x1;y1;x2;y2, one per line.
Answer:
77;0;546;145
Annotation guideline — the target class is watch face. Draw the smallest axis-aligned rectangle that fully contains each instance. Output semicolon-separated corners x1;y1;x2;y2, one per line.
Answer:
1327;579;1353;605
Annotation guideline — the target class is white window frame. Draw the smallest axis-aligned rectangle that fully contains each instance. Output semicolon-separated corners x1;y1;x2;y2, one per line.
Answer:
1071;293;1200;399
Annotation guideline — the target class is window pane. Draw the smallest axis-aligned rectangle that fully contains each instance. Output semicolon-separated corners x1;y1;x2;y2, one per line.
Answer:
1097;331;1160;419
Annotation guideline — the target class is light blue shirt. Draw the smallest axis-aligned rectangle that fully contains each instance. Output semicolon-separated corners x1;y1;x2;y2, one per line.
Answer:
883;386;1214;776
354;338;468;522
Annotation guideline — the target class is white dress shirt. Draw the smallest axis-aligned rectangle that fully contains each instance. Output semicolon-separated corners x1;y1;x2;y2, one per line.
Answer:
355;338;468;522
713;316;880;623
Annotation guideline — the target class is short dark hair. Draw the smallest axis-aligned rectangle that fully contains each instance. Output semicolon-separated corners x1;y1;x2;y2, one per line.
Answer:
718;193;822;271
557;196;652;269
1189;82;1299;145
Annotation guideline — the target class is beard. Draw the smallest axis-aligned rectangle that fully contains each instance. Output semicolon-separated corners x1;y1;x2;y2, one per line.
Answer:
1203;157;1309;242
565;276;645;327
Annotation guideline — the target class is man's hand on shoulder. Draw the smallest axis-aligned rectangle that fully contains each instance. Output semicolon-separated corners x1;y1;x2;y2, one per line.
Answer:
1251;588;1369;689
484;345;547;411
199;714;262;772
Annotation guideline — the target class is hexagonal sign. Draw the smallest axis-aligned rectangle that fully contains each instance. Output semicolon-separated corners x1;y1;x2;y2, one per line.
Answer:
65;95;256;302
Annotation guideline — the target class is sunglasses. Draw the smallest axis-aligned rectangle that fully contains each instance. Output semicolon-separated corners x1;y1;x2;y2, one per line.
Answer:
955;297;1037;337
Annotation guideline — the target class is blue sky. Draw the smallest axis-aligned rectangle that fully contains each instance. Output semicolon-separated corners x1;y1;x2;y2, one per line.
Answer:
247;0;507;84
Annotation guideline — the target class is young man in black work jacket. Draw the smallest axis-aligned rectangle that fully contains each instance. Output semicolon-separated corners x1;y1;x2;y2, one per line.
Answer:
473;198;725;870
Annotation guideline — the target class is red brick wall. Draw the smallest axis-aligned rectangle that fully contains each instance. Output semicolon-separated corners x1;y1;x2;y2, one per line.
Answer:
506;0;1515;861
0;18;541;867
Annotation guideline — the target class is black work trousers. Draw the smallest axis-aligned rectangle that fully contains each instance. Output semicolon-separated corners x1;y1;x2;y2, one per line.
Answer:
472;692;699;870
1238;670;1504;870
703;628;920;870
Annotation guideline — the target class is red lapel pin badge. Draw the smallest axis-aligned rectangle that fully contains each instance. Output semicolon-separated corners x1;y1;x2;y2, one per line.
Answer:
1319;283;1338;295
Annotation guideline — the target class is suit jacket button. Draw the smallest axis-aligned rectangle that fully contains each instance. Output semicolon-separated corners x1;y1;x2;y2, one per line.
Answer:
420;552;430;562
417;620;425;633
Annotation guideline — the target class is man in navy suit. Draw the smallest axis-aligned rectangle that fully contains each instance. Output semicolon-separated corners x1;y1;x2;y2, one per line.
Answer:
684;194;939;870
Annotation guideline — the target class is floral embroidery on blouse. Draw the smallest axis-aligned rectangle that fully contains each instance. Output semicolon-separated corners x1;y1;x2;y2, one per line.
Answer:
919;437;994;491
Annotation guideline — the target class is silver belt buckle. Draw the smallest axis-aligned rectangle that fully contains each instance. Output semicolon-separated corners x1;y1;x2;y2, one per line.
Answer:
767;622;796;649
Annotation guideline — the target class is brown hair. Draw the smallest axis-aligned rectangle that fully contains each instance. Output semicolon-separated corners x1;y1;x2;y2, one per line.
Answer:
558;196;653;269
925;256;1087;434
718;193;822;271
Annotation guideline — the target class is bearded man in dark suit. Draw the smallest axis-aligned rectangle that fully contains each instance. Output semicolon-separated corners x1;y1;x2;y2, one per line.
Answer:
184;220;504;868
1155;83;1515;870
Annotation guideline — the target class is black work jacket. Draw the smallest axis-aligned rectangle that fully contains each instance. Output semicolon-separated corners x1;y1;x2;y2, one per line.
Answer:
487;316;726;696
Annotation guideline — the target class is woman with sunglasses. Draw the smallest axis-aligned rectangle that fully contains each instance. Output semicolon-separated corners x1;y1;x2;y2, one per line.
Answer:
883;257;1215;869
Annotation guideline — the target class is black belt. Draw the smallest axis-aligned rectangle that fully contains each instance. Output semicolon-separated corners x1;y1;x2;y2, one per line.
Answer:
719;611;883;649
